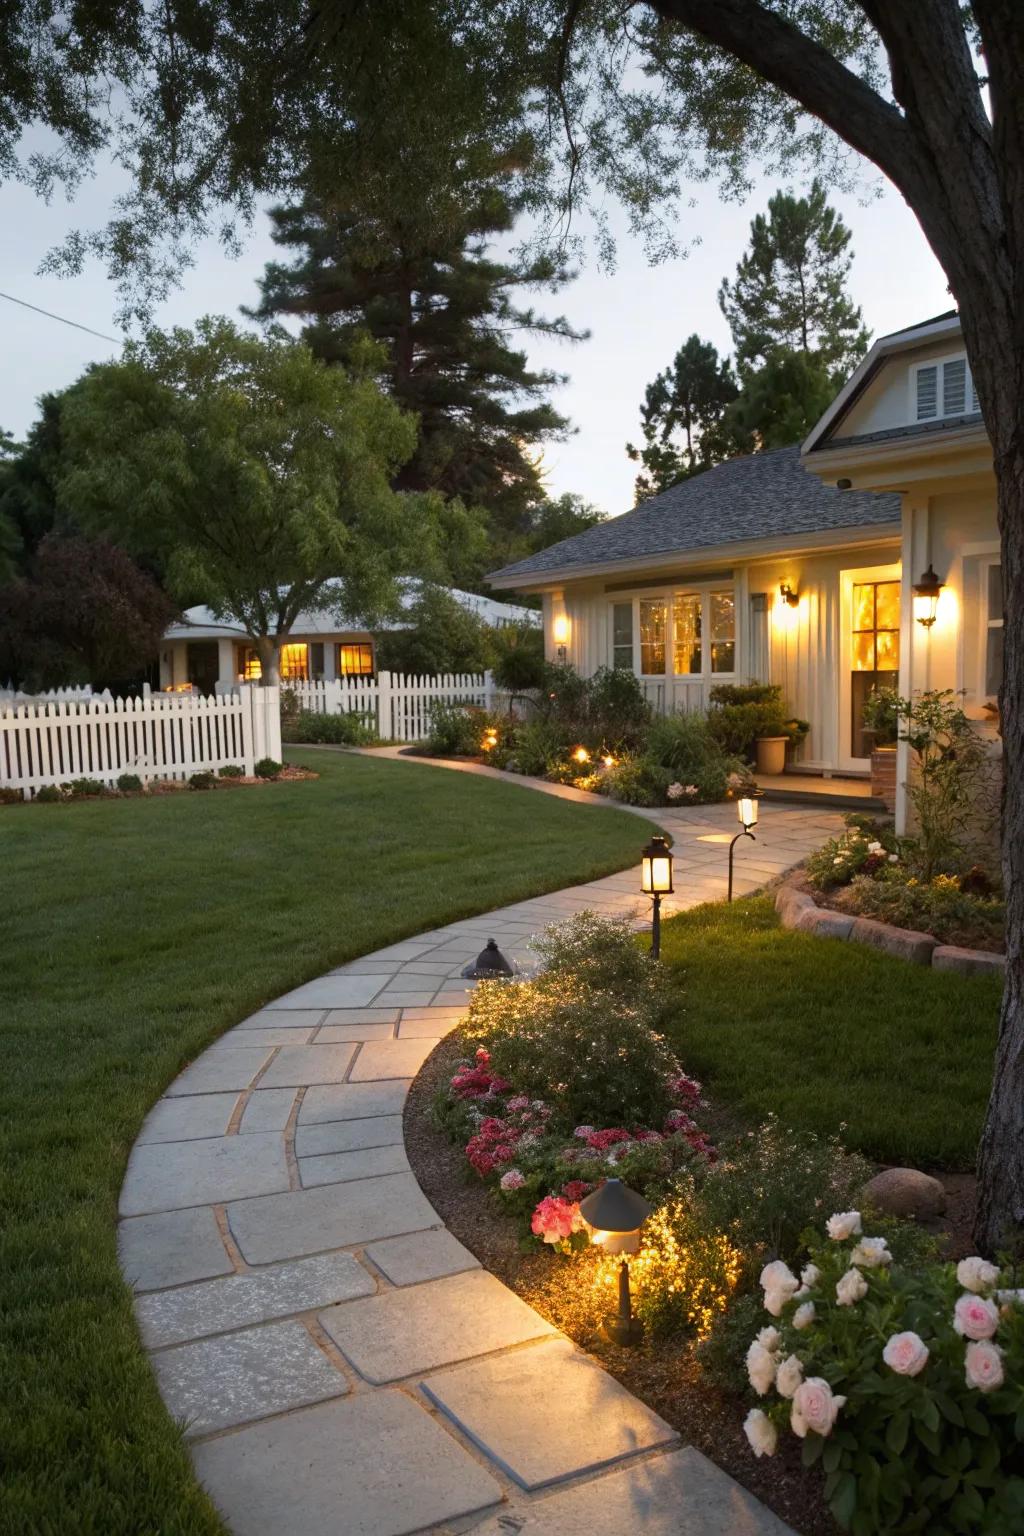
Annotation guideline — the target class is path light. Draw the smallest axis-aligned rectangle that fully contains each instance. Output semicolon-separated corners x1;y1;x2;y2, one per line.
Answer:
601;752;616;770
572;745;590;765
481;727;498;753
580;1179;653;1346
640;835;674;960
913;564;944;628
461;938;515;980
728;796;759;903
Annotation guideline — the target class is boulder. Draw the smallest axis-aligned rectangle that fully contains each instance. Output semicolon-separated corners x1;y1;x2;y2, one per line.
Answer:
932;945;1006;977
862;1166;947;1222
776;885;815;929
795;907;854;941
850;916;937;966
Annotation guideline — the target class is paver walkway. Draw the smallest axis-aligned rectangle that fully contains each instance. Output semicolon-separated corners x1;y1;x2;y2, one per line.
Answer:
118;794;842;1535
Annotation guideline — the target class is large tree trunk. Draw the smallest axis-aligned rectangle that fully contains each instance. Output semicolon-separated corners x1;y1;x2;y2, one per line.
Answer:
255;634;281;687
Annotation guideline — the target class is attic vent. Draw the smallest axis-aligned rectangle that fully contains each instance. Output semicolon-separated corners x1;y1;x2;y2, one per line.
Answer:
916;366;938;420
943;358;966;416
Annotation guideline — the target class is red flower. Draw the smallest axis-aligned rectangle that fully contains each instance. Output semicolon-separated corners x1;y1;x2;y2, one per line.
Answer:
562;1180;592;1202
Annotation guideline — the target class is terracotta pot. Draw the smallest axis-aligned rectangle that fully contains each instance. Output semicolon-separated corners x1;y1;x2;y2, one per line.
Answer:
755;736;788;776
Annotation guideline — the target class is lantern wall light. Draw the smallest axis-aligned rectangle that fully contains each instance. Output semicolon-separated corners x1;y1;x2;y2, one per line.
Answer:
552;612;570;662
913;564;944;628
779;582;800;608
728;795;759;902
640;835;674;959
580;1178;653;1345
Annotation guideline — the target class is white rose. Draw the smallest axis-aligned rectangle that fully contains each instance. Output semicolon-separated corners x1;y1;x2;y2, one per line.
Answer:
800;1263;821;1289
793;1301;816;1331
756;1326;781;1353
826;1211;862;1241
764;1286;796;1318
965;1340;1004;1393
743;1408;778;1458
836;1267;868;1306
775;1354;804;1399
953;1292;1000;1341
746;1341;778;1396
850;1236;892;1268
867;841;883;854
957;1256;1000;1294
760;1259;799;1293
882;1331;930;1377
792;1377;846;1438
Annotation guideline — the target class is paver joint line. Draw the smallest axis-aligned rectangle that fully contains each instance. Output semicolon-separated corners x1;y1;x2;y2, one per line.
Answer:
118;787;825;1532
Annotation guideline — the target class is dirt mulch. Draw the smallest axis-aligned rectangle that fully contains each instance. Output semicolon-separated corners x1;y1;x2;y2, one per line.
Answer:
405;1035;839;1536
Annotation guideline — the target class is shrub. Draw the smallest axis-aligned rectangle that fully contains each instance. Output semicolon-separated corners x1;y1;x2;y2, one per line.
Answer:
807;821;900;890
862;685;899;747
34;785;62;803
283;708;376;746
189;770;218;790
743;1216;1024;1535
219;764;245;778
708;682;781;707
423;700;485;757
897;689;998;879
841;871;1004;951
490;622;546;694
607;1194;743;1339
532;909;659;1001
0;785;24;804
495;718;569;776
116;773;143;792
254;757;282;779
602;753;670;807
645;712;733;801
538;664;651;752
68;777;106;798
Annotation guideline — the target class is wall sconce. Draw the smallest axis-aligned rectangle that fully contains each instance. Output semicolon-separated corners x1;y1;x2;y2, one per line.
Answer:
779;583;800;608
552;612;570;662
913;564;944;628
640;835;674;959
580;1178;653;1345
728;796;759;902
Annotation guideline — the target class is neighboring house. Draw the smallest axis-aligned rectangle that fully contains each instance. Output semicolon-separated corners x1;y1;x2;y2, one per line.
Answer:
488;311;1000;833
160;584;539;692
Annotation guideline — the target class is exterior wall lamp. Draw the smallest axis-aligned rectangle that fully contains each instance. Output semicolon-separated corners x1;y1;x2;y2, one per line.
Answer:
580;1178;653;1345
779;582;800;608
913;564;944;628
552;613;570;662
641;835;674;959
728;796;759;902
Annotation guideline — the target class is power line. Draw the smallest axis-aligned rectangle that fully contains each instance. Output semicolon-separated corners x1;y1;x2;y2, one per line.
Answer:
0;289;121;346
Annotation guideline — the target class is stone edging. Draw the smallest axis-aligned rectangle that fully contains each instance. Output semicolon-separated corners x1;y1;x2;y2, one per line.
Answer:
775;881;1005;975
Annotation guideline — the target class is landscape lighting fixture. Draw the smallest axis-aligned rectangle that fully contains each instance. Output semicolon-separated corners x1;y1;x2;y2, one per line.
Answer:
640;836;674;959
580;1179;653;1346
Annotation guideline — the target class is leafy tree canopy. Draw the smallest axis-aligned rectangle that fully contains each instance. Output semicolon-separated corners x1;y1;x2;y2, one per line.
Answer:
626;335;738;500
373;584;495;677
724;347;838;453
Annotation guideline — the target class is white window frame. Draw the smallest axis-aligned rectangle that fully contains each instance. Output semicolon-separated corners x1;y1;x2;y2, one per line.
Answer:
909;351;981;425
979;555;1003;701
608;585;737;682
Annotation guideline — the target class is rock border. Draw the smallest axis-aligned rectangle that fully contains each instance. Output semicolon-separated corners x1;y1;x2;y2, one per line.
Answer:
775;881;1005;976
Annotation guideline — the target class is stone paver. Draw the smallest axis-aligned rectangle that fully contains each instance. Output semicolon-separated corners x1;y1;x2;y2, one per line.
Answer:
120;783;827;1534
135;1251;375;1347
422;1337;678;1489
192;1392;502;1536
319;1269;558;1384
153;1319;347;1437
227;1173;439;1263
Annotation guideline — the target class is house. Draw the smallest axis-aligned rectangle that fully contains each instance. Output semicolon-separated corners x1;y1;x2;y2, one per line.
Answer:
488;312;1000;833
159;584;540;693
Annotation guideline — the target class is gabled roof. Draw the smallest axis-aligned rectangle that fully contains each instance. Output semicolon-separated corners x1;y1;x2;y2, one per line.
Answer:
488;445;900;587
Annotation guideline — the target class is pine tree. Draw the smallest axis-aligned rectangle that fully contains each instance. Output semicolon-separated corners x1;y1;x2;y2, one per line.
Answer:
250;188;585;567
718;179;870;379
625;335;738;501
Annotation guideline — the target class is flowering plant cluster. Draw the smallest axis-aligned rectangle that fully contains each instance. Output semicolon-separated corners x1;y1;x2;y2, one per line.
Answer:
742;1210;1024;1534
806;821;900;890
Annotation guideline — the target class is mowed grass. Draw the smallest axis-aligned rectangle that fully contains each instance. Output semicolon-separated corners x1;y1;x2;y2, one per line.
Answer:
658;895;1002;1172
0;752;646;1536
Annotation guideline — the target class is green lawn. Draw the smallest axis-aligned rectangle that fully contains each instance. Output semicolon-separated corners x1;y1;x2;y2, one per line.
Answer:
658;895;1002;1172
1;753;646;1536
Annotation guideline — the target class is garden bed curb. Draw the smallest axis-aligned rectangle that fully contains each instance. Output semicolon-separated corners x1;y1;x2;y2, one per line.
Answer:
775;881;1006;974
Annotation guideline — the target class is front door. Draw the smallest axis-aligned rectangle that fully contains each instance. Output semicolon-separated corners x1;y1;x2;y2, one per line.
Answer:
847;575;900;762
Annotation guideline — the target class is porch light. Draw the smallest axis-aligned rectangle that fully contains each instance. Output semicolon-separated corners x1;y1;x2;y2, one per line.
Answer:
779;582;800;608
572;745;590;765
913;565;944;628
728;796;759;902
580;1179;653;1345
461;938;515;980
640;836;674;960
552;612;570;662
481;727;498;752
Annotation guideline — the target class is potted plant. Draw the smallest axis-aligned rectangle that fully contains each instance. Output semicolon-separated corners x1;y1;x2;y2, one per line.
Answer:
708;683;805;775
861;686;899;808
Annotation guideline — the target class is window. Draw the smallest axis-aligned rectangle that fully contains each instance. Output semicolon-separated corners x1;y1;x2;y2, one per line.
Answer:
240;647;261;681
338;642;374;677
984;562;1003;697
850;580;900;758
709;591;736;673
309;641;325;680
672;594;701;675
611;603;634;671
639;599;667;675
914;354;981;423
279;643;309;681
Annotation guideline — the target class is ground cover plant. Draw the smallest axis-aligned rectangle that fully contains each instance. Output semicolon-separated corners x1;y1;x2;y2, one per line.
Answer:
1;753;646;1535
657;896;1001;1170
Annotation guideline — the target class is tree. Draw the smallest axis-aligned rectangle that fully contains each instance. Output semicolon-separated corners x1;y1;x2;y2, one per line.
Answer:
723;348;838;453
489;491;605;570
374;585;494;676
0;395;73;568
3;0;1024;1247
58;319;425;684
251;191;585;569
0;535;177;689
719;179;870;377
626;335;738;499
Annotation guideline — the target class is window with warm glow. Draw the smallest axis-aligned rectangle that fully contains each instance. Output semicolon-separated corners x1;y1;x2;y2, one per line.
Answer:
672;594;701;675
709;591;736;673
241;648;262;681
338;643;374;677
851;580;900;758
279;643;309;681
639;599;667;675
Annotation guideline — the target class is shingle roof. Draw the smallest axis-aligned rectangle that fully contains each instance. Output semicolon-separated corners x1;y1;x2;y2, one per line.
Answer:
489;445;900;584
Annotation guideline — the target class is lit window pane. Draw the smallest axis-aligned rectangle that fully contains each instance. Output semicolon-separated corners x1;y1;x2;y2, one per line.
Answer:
875;630;899;671
241;649;261;681
672;594;701;675
711;641;736;674
279;643;309;680
710;591;735;641
852;584;875;631
986;628;1004;696
338;644;374;676
852;632;875;671
875;582;901;631
988;564;1003;618
640;599;667;675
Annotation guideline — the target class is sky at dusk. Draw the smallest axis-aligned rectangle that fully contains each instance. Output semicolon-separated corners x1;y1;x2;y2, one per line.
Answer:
0;161;952;519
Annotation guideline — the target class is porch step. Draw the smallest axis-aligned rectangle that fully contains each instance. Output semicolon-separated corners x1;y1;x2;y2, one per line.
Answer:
759;784;889;813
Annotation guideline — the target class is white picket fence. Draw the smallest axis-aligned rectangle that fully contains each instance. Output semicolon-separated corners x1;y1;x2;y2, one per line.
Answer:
286;671;493;743
0;686;282;798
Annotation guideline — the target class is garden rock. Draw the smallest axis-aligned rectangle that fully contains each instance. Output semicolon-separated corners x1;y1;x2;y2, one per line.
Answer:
932;945;1006;977
862;1166;946;1222
850;916;937;966
795;906;854;940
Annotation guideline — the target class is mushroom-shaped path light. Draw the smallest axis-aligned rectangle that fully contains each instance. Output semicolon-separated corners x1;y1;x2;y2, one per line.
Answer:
580;1179;654;1345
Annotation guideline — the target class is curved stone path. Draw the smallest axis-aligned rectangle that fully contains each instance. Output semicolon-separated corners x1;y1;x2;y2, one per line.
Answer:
118;793;841;1536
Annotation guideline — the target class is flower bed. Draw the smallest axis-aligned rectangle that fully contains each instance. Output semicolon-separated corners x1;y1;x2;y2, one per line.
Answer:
1;760;317;806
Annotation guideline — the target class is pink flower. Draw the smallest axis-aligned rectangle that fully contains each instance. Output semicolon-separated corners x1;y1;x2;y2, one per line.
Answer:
499;1169;525;1192
506;1095;531;1112
562;1179;592;1202
573;1125;596;1139
791;1378;846;1438
965;1340;1004;1392
531;1195;583;1244
954;1293;1000;1341
882;1332;930;1377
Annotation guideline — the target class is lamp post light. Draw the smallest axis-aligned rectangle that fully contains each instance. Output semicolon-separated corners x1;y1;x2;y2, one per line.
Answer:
727;796;759;903
580;1178;653;1346
640;835;674;959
